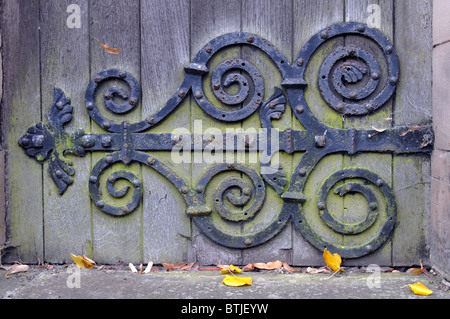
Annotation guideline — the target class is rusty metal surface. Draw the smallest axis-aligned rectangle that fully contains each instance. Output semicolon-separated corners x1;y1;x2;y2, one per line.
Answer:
18;23;433;258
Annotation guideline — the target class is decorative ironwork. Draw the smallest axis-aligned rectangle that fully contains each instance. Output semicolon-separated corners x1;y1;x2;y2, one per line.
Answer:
18;23;433;258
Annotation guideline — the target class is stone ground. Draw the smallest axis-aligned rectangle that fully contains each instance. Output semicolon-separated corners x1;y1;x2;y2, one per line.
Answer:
1;264;449;300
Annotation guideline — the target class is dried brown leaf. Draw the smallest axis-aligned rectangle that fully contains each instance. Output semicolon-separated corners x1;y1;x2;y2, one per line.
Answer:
162;262;186;271
180;262;198;271
5;264;29;278
306;266;330;274
253;260;282;270
282;262;300;273
95;39;120;55
242;263;255;272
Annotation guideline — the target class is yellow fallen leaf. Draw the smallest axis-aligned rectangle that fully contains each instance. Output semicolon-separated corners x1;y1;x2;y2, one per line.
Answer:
220;265;242;274
70;253;95;269
323;248;344;273
95;39;120;55
409;282;433;296
222;275;252;287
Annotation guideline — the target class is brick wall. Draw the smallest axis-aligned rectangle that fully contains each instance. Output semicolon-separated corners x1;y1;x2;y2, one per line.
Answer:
431;0;450;280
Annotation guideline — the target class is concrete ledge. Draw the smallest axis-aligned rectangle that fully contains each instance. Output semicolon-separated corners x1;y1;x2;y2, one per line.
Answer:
1;268;449;300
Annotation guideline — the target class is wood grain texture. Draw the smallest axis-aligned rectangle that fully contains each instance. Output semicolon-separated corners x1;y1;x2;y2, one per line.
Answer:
190;0;243;265
241;0;294;265
40;0;92;263
140;0;191;263
393;0;432;265
292;0;345;266
343;0;394;266
90;0;142;264
0;0;43;263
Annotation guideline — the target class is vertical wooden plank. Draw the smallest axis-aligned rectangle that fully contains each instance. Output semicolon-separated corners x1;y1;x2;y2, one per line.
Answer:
393;0;432;265
0;0;43;263
190;0;242;265
140;0;191;263
40;0;92;263
241;0;294;264
90;0;142;264
344;0;394;266
292;0;344;266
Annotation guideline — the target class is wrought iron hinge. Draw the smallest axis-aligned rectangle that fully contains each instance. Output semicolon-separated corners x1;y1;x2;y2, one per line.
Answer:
18;23;433;258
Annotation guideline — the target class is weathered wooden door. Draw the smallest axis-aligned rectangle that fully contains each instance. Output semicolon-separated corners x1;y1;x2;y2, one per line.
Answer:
1;0;432;266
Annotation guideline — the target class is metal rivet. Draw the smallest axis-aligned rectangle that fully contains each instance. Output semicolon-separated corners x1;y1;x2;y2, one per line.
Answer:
102;121;111;129
106;156;113;164
242;188;252;196
320;31;329;39
297;58;305;67
121;206;129;214
244;238;253;246
196;186;204;194
104;93;112;100
365;245;373;252
246;35;255;43
90;176;97;184
129;97;138;106
94;75;102;83
389;77;398;86
108;176;116;183
102;136;112;147
181;186;189;194
133;180;141;188
147;157;156;165
177;90;185;98
376;179;384;187
86;102;94;111
96;200;104;208
194;91;203;99
119;71;126;78
205;45;213;53
146;116;155;125
299;168;306;176
349;91;358;99
369;202;378;211
371;72;380;80
56;101;64;110
318;202;326;210
385;46;393;54
55;170;63;179
213;82;220;90
336;102;345;112
356;24;366;32
296;105;305;114
366;103;374;111
315;136;326;148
